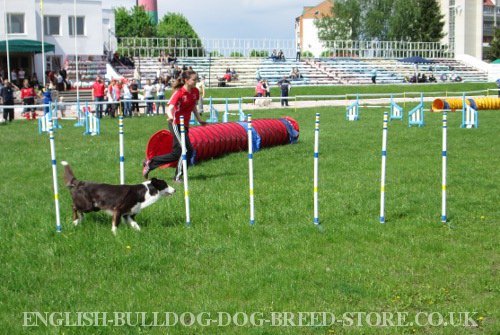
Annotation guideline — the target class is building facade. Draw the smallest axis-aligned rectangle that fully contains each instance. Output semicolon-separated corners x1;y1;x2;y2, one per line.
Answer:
295;0;333;58
439;0;483;59
481;0;499;58
296;0;495;60
0;0;115;80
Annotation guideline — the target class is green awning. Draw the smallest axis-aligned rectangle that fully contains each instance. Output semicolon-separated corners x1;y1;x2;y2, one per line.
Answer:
492;59;500;64
0;39;55;53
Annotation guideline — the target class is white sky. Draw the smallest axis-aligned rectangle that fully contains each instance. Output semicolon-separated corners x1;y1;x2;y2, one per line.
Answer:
106;0;313;39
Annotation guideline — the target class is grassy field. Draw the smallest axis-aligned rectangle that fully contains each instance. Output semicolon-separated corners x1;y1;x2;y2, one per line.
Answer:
0;92;498;334
205;82;497;99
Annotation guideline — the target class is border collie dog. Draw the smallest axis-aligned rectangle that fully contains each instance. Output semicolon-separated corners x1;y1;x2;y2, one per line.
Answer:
61;161;175;235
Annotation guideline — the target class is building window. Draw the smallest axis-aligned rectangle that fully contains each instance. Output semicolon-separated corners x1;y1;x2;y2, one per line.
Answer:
68;16;85;36
44;16;60;36
7;13;24;34
448;0;455;53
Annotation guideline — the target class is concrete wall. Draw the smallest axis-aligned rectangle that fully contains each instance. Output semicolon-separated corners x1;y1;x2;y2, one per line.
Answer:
439;0;483;59
301;19;323;57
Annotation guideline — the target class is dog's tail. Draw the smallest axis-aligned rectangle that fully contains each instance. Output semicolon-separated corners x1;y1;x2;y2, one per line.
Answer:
61;161;77;187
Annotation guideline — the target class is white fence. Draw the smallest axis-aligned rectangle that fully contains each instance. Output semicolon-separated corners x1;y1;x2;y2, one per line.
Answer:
117;38;454;59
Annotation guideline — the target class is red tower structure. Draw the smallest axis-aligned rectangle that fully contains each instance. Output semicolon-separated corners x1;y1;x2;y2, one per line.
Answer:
137;0;158;25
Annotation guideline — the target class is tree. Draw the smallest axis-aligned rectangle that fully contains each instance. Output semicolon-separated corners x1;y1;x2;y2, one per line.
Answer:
156;13;201;56
488;28;500;61
316;0;444;42
157;13;199;39
387;0;420;41
115;6;156;38
315;0;361;40
415;0;445;42
362;0;393;40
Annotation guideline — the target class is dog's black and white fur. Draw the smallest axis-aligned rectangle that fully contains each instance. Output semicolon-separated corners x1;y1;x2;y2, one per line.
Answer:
61;161;175;235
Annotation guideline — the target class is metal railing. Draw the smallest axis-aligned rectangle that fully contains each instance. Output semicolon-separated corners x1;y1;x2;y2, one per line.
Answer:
321;40;453;59
117;38;454;59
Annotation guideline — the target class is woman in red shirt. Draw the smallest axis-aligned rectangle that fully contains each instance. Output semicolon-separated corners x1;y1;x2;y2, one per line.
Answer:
143;70;207;181
20;79;37;120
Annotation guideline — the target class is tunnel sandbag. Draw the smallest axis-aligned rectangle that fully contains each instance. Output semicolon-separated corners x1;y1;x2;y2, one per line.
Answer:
146;117;300;168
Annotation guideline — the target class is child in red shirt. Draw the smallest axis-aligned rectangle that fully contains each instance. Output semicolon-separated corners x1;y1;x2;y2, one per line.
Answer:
143;70;207;181
20;79;37;120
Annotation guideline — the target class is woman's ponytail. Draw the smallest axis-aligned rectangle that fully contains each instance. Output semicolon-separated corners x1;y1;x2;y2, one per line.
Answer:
172;70;197;90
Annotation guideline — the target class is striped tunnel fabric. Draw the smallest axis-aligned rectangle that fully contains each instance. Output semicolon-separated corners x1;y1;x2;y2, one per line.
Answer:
145;117;300;168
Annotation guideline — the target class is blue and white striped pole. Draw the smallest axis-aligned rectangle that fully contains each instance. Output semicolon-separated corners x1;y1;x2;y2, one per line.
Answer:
247;114;255;225
119;115;125;184
180;116;191;226
379;112;389;224
48;119;62;232
441;111;447;223
313;113;320;225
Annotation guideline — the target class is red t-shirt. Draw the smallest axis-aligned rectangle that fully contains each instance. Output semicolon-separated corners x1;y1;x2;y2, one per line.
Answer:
20;87;36;99
92;81;105;97
169;86;199;125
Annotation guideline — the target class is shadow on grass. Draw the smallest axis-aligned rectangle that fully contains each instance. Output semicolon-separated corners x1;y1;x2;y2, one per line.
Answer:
189;171;238;181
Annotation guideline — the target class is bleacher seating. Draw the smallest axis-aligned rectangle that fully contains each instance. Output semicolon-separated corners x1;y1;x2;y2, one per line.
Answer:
66;55;107;88
313;58;488;84
66;55;489;89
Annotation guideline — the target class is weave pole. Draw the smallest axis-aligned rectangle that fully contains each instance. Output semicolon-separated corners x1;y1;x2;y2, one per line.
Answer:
180;116;191;226
441;112;447;223
48;119;62;232
247;114;255;225
379;112;389;224
119;115;125;184
313;113;320;225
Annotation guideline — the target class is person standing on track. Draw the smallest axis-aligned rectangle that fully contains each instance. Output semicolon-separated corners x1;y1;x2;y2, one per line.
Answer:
20;79;37;120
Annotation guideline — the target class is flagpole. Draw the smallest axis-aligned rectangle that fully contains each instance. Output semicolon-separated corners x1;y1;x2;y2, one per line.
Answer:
73;0;80;103
4;0;11;82
40;0;46;86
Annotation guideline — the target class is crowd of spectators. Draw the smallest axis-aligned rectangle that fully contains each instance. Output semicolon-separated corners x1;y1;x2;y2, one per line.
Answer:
270;49;285;61
404;72;452;83
217;68;238;87
110;52;135;68
0;74;64;122
158;51;177;66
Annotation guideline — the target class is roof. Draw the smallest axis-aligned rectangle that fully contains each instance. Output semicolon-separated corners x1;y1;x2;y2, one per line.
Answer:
0;39;55;53
484;0;495;6
302;6;313;15
299;1;333;19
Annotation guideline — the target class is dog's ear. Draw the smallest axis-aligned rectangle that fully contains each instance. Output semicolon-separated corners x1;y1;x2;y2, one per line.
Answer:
150;177;168;191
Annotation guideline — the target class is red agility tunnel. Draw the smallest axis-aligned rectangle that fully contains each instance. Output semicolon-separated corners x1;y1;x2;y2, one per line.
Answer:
146;117;300;168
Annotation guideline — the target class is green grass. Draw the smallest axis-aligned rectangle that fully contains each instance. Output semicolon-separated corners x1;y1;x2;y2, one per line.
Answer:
0;98;498;334
205;82;497;99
